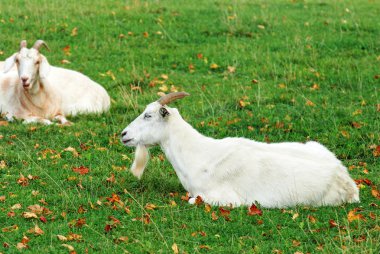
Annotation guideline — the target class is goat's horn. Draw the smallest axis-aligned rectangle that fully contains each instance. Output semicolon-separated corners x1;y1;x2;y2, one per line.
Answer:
158;92;190;105
20;40;27;49
32;40;50;52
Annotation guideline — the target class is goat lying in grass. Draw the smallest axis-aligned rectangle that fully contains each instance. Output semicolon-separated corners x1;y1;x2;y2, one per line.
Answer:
121;92;359;208
0;40;110;124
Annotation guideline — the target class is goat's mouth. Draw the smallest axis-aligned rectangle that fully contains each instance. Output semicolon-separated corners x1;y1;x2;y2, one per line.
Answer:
22;83;31;89
121;138;134;146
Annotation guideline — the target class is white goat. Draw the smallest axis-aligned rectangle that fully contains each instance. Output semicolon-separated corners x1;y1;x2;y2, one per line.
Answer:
1;40;110;124
121;92;360;208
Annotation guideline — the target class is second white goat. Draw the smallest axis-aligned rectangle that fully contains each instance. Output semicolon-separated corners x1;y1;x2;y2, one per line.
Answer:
121;92;359;208
1;40;110;124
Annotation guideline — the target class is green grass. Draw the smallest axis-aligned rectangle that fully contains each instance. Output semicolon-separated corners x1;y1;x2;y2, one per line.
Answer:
0;0;379;253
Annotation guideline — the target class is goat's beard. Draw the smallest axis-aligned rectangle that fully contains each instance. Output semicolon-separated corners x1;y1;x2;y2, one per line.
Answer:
131;144;149;179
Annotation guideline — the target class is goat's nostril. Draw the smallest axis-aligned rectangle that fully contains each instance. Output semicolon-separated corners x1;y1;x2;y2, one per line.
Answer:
121;131;127;137
21;77;28;83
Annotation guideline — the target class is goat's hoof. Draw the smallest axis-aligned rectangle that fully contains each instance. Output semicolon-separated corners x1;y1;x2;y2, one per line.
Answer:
42;119;53;125
188;197;196;205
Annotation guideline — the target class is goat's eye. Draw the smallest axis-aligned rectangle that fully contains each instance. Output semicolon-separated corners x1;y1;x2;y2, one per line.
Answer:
144;113;152;119
35;61;40;65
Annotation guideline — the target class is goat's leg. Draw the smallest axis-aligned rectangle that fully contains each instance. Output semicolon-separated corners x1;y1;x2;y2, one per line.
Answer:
23;116;52;125
5;112;14;122
53;114;71;125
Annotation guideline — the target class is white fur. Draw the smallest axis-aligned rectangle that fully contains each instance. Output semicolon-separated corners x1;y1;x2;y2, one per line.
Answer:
121;101;360;208
1;42;110;124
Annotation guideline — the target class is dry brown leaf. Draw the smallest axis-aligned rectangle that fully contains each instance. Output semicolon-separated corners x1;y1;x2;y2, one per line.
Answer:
57;235;68;241
22;212;38;219
72;166;89;175
61;244;75;251
11;203;22;210
145;203;158;210
347;209;366;222
63;147;79;157
28;224;44;236
172;243;179;254
371;187;380;199
308;215;317;223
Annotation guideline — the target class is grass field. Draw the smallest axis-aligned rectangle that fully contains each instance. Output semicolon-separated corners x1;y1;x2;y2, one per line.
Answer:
0;0;379;253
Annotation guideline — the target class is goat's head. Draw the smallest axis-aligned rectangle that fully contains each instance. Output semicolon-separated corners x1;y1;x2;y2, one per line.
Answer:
121;92;189;179
121;92;189;147
4;40;51;90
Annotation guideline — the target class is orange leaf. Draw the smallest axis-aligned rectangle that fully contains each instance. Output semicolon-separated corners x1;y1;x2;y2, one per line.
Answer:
145;203;158;210
373;145;380;157
17;173;29;186
248;204;263;216
308;215;317;223
329;219;338;228
211;211;218;221
194;196;203;205
347;208;366;222
371;187;380;199
72;166;89;175
204;204;212;213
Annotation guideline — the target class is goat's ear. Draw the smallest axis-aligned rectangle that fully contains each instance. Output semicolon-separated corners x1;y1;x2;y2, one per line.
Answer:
159;107;170;118
4;53;16;73
39;56;51;78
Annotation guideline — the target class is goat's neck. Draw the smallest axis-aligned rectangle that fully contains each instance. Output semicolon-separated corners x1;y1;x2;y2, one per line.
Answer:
160;115;211;192
19;80;52;115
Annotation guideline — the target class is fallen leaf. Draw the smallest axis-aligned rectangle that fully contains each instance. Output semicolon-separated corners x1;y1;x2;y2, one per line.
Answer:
63;147;79;157
308;215;317;223
194;196;203;205
219;207;231;221
371;187;380;199
7;211;16;217
72;166;89;175
61;59;71;64
227;66;236;73
11;203;22;210
348;208;366;222
75;218;86;228
57;235;68;241
145;203;158;210
28;224;44;236
199;245;211;250
71;27;78;36
22;212;38;219
0;195;5;202
172;243;179;254
248;204;263;216
106;173;115;183
373;145;380;157
329;219;338;228
67;232;82;241
305;100;315;107
61;244;75;252
211;211;218;221
210;63;219;69
204;204;212;213
2;225;18;232
17;173;29;186
292;240;301;247
341;130;350;139
181;192;190;201
114;236;128;243
0;120;8;126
